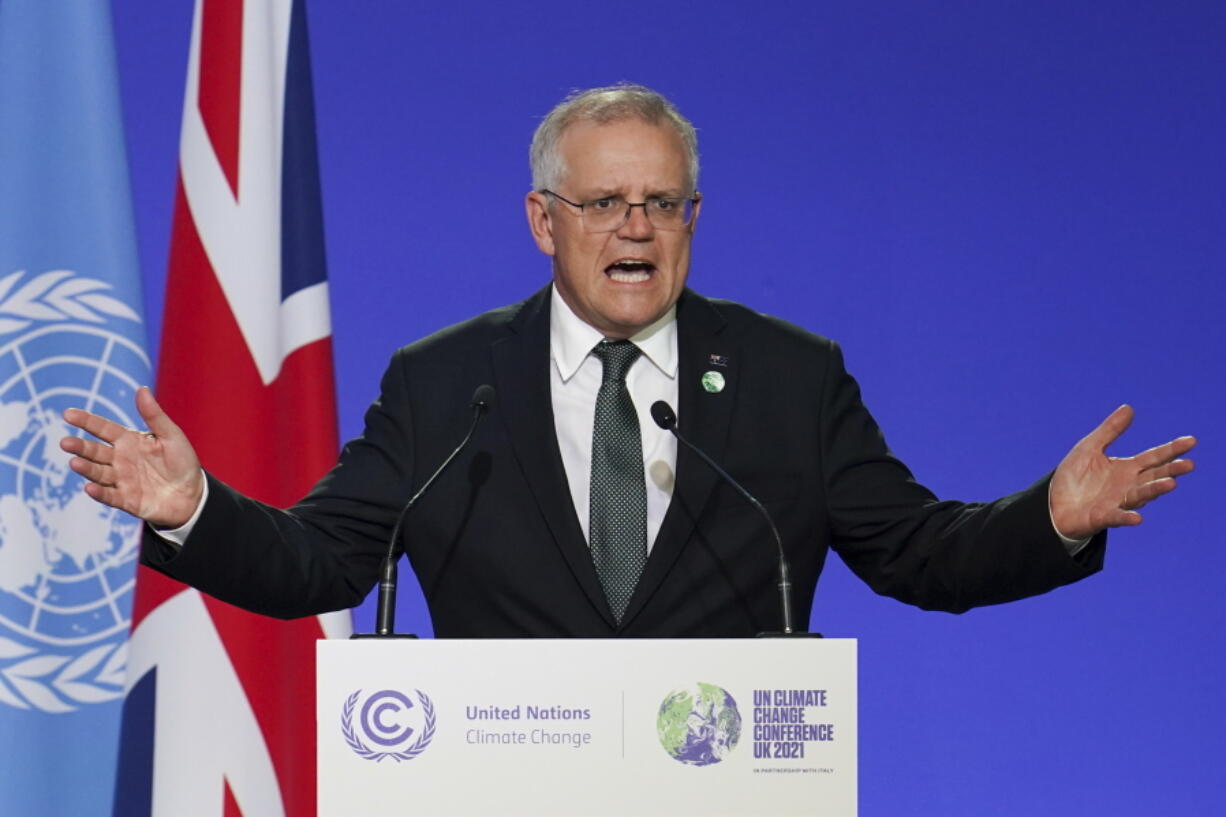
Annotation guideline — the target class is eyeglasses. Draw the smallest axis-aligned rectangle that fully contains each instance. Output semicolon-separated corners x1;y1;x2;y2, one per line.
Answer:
542;190;699;233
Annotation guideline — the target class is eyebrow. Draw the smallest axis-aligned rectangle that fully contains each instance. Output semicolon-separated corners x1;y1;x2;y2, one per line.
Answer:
579;187;687;200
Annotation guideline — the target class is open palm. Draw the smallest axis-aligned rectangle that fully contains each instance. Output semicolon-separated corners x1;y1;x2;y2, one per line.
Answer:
60;387;204;528
1050;405;1196;541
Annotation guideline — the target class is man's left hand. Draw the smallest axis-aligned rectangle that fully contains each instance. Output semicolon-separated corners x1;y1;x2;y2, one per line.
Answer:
1050;405;1196;541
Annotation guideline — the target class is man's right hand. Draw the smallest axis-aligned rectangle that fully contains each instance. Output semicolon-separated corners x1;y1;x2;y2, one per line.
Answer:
60;386;204;529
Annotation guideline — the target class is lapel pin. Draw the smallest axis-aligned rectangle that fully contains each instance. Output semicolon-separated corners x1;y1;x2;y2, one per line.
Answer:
707;353;730;367
701;371;726;393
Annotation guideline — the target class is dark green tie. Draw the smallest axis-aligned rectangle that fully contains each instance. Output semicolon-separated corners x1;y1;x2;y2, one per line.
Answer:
589;340;648;624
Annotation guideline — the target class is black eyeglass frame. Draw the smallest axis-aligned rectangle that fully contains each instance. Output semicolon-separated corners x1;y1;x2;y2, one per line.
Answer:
541;189;701;232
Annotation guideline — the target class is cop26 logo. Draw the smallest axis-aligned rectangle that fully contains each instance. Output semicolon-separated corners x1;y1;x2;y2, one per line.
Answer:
341;688;437;762
0;270;149;712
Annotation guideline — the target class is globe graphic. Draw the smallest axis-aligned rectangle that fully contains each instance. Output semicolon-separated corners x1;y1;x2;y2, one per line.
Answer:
0;323;148;650
657;682;742;766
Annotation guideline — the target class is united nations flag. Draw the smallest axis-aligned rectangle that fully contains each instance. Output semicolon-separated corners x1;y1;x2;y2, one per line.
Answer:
0;3;151;815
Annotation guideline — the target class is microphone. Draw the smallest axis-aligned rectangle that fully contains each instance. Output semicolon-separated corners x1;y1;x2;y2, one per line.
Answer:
651;401;816;637
355;384;496;638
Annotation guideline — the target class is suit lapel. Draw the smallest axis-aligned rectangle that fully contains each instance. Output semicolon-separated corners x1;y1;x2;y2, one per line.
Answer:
490;285;615;627
620;290;736;629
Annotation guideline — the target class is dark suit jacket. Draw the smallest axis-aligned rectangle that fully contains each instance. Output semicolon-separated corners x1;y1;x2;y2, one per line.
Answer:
143;286;1104;636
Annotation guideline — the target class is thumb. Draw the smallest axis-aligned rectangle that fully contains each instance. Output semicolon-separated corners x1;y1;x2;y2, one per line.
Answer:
1081;404;1134;453
135;386;184;440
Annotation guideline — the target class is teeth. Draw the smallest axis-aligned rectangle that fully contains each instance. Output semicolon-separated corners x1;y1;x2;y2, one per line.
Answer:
609;270;650;283
606;260;653;282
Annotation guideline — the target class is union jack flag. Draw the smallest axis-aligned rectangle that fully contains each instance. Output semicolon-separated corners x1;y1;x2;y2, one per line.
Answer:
112;2;349;815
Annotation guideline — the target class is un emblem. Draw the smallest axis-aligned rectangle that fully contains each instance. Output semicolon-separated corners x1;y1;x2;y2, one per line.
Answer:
0;270;149;713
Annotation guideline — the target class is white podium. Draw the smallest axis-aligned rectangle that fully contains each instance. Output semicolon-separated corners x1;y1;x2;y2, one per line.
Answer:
317;638;856;817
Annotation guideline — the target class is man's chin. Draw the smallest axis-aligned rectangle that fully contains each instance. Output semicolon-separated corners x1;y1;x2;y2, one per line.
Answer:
597;304;675;339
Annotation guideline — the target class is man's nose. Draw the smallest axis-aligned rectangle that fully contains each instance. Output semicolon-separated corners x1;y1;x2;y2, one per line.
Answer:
617;203;655;239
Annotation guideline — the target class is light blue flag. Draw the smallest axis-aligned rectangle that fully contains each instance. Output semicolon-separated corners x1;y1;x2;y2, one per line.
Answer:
0;2;151;815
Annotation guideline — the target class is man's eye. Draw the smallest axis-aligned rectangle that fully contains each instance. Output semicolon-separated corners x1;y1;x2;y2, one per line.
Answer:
652;198;679;212
589;198;616;211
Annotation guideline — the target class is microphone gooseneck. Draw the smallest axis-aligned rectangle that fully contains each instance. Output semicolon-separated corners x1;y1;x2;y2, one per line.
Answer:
651;400;800;636
365;384;496;638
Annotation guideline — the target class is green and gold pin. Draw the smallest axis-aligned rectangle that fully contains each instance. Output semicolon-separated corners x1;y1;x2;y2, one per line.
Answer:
701;371;726;393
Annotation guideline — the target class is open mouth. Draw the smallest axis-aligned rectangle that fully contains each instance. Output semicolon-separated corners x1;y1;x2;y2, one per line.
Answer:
605;259;656;283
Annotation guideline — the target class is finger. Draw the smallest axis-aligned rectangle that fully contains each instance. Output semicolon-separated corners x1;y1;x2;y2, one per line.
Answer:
136;387;183;440
1134;436;1197;470
82;481;131;512
60;435;85;456
1124;476;1178;510
1140;457;1195;482
62;407;128;444
1102;509;1144;528
1081;405;1134;453
69;457;117;487
59;435;115;465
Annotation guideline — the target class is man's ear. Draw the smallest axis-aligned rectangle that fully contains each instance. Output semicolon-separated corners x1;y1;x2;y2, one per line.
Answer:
525;192;556;256
688;191;702;235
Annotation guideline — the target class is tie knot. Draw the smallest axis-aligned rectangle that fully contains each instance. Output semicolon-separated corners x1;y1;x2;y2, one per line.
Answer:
592;340;641;384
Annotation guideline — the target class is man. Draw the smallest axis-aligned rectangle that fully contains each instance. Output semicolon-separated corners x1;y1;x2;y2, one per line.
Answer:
60;85;1195;637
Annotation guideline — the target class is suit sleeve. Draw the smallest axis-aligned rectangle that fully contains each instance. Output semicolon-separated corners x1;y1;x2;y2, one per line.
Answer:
139;350;417;618
818;341;1105;612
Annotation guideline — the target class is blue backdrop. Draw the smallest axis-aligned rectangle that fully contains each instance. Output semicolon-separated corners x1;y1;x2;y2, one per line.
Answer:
111;2;1222;814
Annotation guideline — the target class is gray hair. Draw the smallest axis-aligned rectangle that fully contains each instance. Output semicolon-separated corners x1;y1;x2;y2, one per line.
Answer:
529;84;700;194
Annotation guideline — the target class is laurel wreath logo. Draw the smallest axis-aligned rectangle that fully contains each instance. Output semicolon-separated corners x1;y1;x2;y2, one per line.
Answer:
0;636;127;712
341;689;437;762
0;268;145;712
0;269;142;336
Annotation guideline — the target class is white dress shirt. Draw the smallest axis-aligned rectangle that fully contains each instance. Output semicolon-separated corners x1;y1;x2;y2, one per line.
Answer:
548;285;678;552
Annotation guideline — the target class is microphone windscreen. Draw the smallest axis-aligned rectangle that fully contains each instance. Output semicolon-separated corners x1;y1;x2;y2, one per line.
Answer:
471;384;497;412
650;400;677;430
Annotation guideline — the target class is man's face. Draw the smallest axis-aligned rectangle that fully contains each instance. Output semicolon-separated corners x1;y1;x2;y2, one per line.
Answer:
526;118;699;339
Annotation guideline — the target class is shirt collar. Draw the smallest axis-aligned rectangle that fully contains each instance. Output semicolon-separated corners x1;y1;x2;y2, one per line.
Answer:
549;284;678;383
